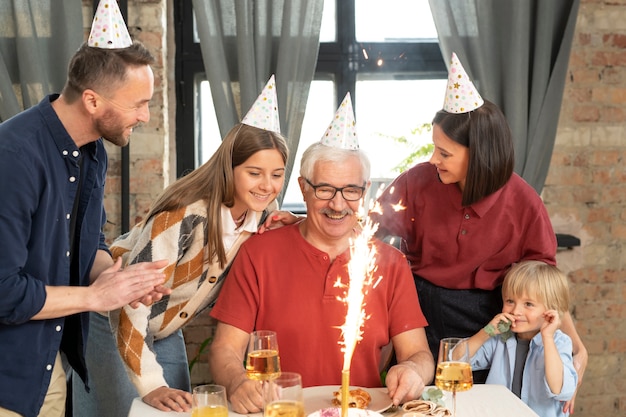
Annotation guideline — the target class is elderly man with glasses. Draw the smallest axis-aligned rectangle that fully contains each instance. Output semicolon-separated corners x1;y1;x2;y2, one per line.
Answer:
208;126;435;414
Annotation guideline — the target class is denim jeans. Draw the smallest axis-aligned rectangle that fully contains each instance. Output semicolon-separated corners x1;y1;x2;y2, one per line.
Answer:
72;312;190;417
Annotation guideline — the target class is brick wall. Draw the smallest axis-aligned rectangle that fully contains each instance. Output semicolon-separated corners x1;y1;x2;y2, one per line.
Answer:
91;1;624;415
542;1;626;415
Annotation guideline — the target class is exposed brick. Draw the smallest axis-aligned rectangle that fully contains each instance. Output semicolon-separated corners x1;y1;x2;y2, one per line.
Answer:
603;33;626;48
566;86;593;102
590;149;623;165
571;68;602;83
573;105;601;121
586;206;614;222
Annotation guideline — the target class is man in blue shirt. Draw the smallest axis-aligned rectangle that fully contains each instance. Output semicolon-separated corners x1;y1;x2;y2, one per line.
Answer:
0;36;169;417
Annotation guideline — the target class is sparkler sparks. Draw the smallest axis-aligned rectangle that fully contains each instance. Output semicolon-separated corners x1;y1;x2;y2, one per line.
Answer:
337;215;378;370
336;208;380;417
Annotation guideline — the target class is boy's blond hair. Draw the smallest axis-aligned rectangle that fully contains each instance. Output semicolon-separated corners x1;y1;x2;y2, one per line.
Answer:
502;260;570;313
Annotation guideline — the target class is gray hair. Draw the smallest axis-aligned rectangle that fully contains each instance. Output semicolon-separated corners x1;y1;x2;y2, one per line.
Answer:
299;142;371;183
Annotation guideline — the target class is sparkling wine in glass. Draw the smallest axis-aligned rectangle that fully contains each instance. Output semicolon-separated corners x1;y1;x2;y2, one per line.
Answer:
435;337;473;417
264;372;304;417
246;330;281;381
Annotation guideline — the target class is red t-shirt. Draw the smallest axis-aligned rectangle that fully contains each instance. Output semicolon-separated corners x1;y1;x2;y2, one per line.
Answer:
371;162;556;290
211;224;427;388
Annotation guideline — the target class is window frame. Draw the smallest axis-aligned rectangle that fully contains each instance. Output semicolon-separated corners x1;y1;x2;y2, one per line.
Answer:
174;0;446;177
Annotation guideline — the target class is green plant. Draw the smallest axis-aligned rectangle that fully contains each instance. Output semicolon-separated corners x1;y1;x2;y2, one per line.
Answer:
376;123;433;173
188;336;212;373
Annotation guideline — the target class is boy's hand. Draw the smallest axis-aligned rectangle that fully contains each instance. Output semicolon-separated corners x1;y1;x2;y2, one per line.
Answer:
485;313;515;334
541;309;560;337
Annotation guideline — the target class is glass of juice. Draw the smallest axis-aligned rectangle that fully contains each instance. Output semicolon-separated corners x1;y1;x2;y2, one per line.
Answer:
264;372;304;417
191;384;228;417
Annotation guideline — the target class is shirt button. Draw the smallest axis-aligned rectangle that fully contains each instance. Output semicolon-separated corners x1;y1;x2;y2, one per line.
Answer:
179;312;189;319
66;213;71;219
72;150;80;157
56;325;62;332
66;251;70;257
46;364;53;371
461;230;467;235
208;276;217;284
62;150;68;156
464;214;470;220
69;176;76;183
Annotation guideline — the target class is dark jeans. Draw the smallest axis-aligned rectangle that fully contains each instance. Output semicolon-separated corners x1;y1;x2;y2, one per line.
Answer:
414;275;502;384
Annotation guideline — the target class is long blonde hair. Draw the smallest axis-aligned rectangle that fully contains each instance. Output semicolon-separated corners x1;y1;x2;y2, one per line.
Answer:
142;123;288;267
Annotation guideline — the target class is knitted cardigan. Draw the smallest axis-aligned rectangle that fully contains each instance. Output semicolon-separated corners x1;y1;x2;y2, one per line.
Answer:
108;199;265;397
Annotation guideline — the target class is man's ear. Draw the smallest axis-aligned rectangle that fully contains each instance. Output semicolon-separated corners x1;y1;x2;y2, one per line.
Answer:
297;177;306;200
82;89;99;115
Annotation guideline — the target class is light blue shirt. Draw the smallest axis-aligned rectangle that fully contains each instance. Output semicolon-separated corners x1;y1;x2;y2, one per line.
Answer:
471;330;578;417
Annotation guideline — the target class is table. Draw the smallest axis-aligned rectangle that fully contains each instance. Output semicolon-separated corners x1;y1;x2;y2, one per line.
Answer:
443;384;539;417
128;385;539;417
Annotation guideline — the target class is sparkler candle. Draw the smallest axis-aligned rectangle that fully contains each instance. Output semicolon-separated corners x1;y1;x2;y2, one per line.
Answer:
337;212;380;417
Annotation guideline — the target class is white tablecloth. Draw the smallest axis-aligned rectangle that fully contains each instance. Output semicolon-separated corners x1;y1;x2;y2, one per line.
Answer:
128;385;539;417
445;384;539;417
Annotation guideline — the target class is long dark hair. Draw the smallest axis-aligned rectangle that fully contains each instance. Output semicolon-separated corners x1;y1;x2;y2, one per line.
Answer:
432;100;514;206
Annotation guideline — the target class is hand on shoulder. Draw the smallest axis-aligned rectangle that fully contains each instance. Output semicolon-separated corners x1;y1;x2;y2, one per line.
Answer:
257;210;303;234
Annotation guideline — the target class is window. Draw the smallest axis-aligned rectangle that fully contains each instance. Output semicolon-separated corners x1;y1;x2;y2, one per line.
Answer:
175;0;446;208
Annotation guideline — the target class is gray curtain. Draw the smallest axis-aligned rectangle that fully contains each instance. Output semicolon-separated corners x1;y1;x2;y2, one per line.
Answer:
192;0;324;203
0;0;83;121
428;0;580;193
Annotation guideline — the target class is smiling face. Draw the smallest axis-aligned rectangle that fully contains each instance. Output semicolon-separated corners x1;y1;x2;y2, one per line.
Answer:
94;65;154;147
428;123;470;191
231;148;285;216
299;155;364;244
502;292;548;340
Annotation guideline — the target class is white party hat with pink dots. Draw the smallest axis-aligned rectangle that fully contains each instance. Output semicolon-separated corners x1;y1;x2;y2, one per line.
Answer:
443;52;484;113
88;0;132;49
320;92;359;150
241;75;281;133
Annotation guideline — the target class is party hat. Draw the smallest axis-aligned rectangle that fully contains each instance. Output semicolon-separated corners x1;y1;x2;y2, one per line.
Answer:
443;52;484;113
320;92;359;150
88;0;133;49
241;75;281;133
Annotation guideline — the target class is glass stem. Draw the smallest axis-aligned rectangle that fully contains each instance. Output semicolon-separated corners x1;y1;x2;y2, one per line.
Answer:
452;391;457;417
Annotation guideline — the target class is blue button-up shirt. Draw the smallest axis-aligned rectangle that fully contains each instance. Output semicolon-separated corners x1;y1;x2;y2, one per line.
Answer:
0;95;109;417
471;330;578;417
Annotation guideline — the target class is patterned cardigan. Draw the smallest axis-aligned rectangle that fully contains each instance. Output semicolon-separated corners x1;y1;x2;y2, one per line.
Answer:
108;199;266;397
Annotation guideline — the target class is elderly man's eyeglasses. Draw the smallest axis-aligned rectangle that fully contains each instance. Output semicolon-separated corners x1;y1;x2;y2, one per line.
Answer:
304;178;365;201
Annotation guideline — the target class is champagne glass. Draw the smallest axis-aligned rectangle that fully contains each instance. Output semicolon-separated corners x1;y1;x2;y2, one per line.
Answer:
435;337;473;417
246;330;281;410
264;372;304;417
191;384;228;417
246;330;281;381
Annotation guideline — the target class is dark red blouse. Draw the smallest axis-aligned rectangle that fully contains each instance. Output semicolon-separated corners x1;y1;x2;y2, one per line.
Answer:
371;163;557;290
